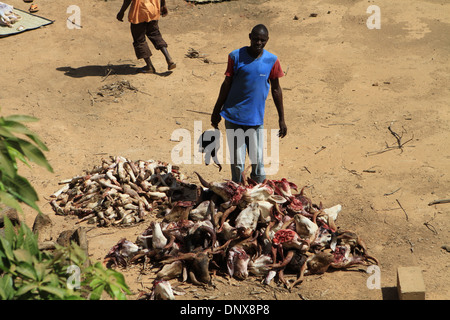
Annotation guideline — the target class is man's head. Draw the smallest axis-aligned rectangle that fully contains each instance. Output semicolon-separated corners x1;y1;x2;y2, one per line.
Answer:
248;24;269;56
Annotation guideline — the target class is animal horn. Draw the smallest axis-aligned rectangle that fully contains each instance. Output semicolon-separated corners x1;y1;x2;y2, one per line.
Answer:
194;171;211;188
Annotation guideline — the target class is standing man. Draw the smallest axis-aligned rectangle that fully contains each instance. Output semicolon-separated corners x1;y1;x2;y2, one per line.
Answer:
117;0;176;73
211;24;287;184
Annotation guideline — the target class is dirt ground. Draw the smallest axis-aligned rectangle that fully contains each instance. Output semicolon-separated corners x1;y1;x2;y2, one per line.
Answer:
2;0;449;300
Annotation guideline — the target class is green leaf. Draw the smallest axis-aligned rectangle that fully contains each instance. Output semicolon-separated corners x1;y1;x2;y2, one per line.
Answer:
2;115;38;123
0;124;16;139
0;237;14;261
42;272;60;287
0;250;8;272
0;274;14;300
25;133;49;152
69;242;88;266
107;283;125;300
0;141;17;178
5;144;30;168
13;248;33;264
16;262;37;280
3;174;40;211
7;139;52;172
88;278;103;290
22;226;39;257
0;191;23;213
1;215;16;244
2;119;48;151
33;262;48;282
89;283;105;300
38;285;66;299
15;282;38;297
109;271;131;294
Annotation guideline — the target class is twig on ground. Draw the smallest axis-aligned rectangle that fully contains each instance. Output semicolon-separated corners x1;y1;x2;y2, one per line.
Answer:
186;109;211;115
327;123;355;126
314;146;326;154
342;166;360;176
67;18;82;29
367;121;414;156
428;198;450;206
87;90;95;106
135;89;152;96
101;67;113;82
423;222;438;235
387;121;415;149
396;199;409;221
298;293;309;300
384;188;401;196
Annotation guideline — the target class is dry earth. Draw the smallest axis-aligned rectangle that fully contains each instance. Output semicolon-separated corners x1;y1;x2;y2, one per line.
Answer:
1;0;449;301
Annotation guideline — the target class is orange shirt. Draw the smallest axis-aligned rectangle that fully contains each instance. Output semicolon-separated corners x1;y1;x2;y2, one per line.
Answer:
128;0;160;24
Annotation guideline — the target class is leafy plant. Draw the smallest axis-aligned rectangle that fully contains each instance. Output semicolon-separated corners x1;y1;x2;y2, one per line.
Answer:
84;262;131;300
0;113;131;300
0;216;131;300
0;113;53;213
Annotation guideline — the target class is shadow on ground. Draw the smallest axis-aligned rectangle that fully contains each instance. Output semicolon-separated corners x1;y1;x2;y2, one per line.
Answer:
56;64;172;78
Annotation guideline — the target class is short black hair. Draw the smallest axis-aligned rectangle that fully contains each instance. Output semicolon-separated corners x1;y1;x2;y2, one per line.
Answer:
251;24;269;37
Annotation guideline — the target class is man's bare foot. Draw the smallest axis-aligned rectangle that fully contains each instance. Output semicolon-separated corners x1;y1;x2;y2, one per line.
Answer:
168;61;176;70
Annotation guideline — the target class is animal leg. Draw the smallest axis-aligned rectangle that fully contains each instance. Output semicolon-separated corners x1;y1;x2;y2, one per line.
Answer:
277;269;290;288
288;261;307;290
269;250;294;269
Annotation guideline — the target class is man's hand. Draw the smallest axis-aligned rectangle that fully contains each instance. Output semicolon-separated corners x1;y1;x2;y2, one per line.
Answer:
278;119;287;138
211;111;222;129
116;11;125;22
161;5;168;17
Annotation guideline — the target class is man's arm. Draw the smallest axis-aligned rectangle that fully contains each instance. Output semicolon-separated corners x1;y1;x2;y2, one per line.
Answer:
270;77;287;138
160;0;168;17
117;0;132;21
211;76;232;128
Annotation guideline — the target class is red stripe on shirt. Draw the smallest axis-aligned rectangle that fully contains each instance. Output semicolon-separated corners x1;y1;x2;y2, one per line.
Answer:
224;55;284;79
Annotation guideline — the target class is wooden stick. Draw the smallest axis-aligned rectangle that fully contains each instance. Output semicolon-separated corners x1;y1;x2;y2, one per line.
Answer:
186;109;211;115
101;68;113;82
384;188;401;196
396;199;408;221
428;199;450;206
87;90;95;106
314;146;326;154
423;222;438;235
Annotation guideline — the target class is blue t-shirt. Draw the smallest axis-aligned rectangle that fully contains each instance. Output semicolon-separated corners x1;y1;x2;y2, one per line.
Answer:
220;47;280;126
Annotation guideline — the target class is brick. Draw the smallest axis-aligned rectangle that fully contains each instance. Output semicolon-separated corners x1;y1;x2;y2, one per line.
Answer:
397;266;426;300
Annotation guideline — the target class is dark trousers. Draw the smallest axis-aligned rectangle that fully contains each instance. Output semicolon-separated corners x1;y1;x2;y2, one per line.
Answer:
130;20;167;59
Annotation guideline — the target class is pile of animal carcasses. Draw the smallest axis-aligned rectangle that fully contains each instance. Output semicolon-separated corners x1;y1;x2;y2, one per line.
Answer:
49;156;198;227
103;170;379;300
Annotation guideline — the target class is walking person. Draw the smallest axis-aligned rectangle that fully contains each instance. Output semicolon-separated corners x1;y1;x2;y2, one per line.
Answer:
117;0;176;73
211;24;287;183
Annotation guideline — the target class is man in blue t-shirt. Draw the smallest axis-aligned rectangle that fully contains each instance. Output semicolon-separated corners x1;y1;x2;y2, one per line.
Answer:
211;24;287;184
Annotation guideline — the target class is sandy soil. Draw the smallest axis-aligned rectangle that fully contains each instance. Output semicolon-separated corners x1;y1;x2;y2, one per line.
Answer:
1;0;449;300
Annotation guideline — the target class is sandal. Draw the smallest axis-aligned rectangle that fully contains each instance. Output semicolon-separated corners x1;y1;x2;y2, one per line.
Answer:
29;4;38;13
168;61;176;71
23;0;33;3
